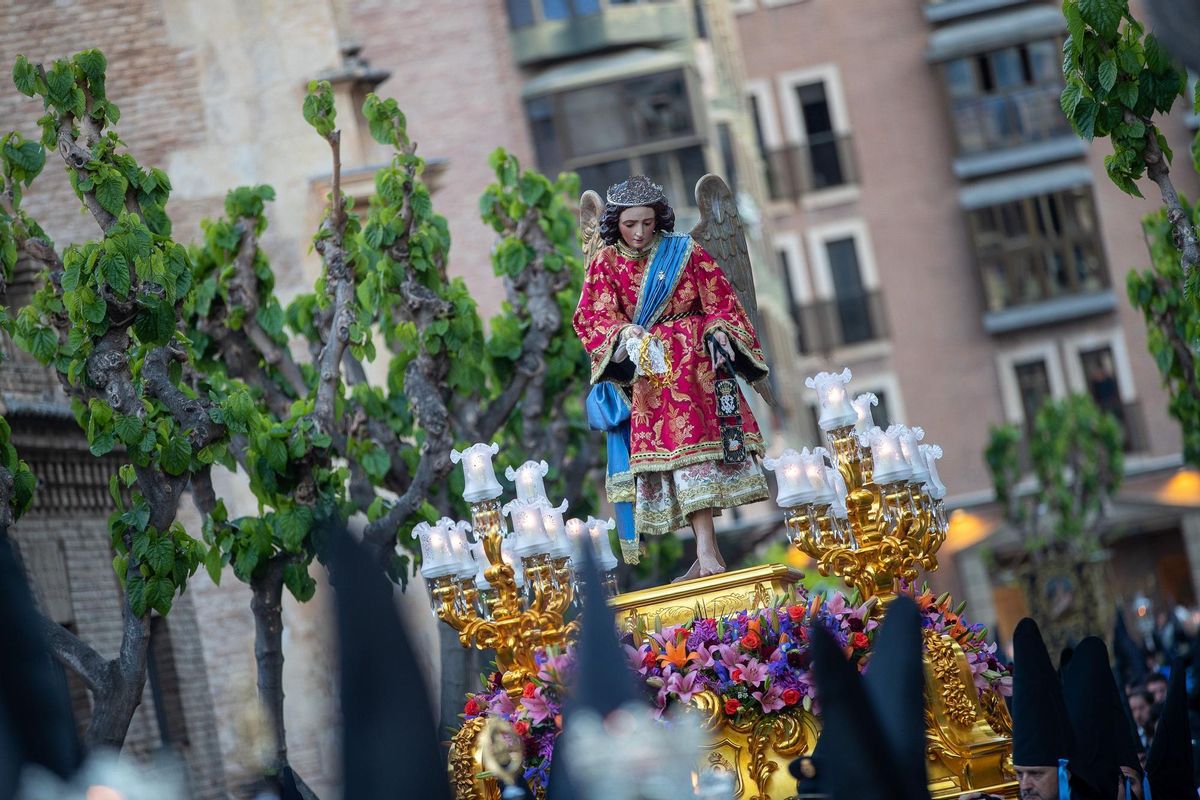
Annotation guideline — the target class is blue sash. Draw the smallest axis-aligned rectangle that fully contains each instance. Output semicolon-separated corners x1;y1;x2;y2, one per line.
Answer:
1059;758;1071;800
586;233;692;560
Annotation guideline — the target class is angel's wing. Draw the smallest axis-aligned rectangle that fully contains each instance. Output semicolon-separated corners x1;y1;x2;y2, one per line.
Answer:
689;174;777;407
579;189;605;267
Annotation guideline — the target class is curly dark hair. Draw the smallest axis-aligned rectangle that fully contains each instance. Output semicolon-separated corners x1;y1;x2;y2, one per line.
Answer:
598;200;676;246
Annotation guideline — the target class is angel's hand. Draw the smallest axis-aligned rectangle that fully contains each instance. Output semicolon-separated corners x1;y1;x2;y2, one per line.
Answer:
710;330;734;371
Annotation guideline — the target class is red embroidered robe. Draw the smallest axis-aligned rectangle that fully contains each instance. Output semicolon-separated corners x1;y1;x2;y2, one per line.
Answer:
573;236;769;483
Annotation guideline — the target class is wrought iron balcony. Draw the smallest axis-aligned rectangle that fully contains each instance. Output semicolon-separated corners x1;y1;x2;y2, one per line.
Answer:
791;289;889;357
762;133;858;204
923;0;1030;24
951;84;1074;158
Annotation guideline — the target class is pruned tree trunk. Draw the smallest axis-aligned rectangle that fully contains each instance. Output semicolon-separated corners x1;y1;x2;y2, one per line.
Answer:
251;555;289;775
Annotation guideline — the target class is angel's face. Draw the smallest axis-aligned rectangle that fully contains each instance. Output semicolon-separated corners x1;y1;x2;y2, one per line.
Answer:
618;206;656;250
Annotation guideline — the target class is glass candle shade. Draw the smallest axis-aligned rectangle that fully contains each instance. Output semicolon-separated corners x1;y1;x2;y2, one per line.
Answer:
411;519;458;580
564;518;588;563
862;426;912;485
805;369;856;430
505;459;550;503
892;425;929;485
801;448;834;506
586;516;620;572
451;442;504;503
920;444;947;500
470;540;492;590
828;466;849;519
501;538;525;588
502;498;553;558
763;448;815;508
851;392;878;434
445;520;477;581
538;498;572;560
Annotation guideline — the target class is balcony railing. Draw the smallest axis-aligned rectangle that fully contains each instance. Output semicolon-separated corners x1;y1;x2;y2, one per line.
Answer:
792;290;888;356
507;0;689;65
762;133;858;203
951;84;1073;156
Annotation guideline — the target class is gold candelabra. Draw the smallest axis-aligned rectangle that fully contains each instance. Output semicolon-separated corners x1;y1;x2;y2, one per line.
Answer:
767;371;951;604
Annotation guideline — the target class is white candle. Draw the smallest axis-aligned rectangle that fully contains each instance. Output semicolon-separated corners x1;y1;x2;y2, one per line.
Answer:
586;517;620;571
411;519;456;579
538;498;572;559
451;442;504;503
893;425;928;484
502;498;552;557
445;520;477;581
920;444;947;500
851;392;878;434
504;459;550;503
805;369;856;431
763;448;815;508
802;448;834;506
862;426;912;485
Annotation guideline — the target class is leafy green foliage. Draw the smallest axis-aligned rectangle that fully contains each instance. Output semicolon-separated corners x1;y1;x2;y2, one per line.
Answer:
985;394;1124;558
1128;202;1200;464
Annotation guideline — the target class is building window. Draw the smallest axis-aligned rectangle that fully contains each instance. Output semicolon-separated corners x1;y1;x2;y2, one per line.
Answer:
943;39;1071;155
967;187;1108;311
1014;358;1052;431
717;122;738;192
795;82;847;190
826;237;875;345
507;0;610;27
148;616;189;746
870;390;893;429
1079;345;1139;450
527;69;707;207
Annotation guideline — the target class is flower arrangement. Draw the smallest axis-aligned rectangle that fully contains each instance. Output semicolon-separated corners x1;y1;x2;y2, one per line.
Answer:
461;585;1010;790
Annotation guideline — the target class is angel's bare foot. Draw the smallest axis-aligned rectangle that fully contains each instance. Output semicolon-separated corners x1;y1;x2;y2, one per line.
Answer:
672;560;701;583
698;554;726;577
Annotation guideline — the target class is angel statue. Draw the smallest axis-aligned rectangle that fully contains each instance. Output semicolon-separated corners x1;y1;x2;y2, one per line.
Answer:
573;174;775;581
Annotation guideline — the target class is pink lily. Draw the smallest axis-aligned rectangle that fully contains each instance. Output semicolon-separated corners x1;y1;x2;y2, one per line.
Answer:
741;658;770;687
667;670;703;703
521;687;554;724
752;685;786;713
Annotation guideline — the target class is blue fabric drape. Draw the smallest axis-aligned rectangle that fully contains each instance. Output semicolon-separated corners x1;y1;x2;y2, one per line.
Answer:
587;233;692;557
1059;758;1071;800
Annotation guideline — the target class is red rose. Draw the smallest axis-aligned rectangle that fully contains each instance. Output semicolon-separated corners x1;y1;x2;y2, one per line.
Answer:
724;698;741;715
464;698;480;716
731;668;743;682
782;688;801;706
787;605;805;622
851;632;870;650
523;683;537;698
741;631;761;650
514;720;530;737
642;652;657;668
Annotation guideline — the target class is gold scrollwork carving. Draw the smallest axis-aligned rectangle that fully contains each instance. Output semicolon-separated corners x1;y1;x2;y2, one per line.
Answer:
924;631;978;729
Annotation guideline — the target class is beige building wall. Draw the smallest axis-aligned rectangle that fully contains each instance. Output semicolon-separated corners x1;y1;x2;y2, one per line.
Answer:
733;0;1191;499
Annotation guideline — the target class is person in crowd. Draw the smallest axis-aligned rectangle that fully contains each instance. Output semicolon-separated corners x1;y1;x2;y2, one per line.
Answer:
1010;618;1078;800
1145;672;1169;705
1128;687;1156;749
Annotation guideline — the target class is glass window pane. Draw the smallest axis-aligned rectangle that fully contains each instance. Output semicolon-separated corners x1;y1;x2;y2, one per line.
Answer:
826;237;874;344
572;0;601;14
1015;359;1051;429
873;390;892;429
1080;346;1125;424
542;0;571;20
506;0;536;27
945;58;977;99
989;48;1024;90
627;71;694;142
560;83;630;158
576;159;632;198
797;82;834;136
1026;39;1059;84
525;96;564;174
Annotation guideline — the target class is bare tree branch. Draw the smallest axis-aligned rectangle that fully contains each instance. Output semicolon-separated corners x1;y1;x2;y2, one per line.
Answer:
1142;120;1199;281
40;615;108;692
312;131;353;435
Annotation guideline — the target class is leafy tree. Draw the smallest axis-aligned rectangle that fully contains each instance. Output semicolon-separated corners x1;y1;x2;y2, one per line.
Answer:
1061;0;1200;466
984;394;1124;562
1;49;599;787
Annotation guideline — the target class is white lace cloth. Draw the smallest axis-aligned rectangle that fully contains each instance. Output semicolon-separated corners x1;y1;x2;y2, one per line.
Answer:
624;333;669;381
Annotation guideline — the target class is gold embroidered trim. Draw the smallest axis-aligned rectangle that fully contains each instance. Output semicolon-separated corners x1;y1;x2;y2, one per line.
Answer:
589;324;634;386
643;235;694;329
606;471;636;503
620;539;643;565
634;470;770;536
627;434;765;473
614;237;655;261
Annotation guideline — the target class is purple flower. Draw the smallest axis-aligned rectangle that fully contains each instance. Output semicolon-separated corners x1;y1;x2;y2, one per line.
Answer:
740;658;770;687
752;685;786;713
521;687;554;724
667;670;703;703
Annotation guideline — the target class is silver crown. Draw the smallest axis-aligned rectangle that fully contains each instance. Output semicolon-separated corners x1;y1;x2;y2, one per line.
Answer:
605;175;667;208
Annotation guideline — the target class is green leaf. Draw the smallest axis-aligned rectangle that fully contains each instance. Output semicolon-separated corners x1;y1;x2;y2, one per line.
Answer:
99;250;130;297
276;506;313;552
1060;83;1084;120
1098;57;1118;93
23;326;58;364
1064;4;1086;50
3;138;45;176
146;536;175;576
95;171;129;217
283;562;316;602
79;285;107;324
1073;97;1099;139
160;435;192;476
204;545;224;584
75;49;107;83
12;55;38;96
361;445;391;481
12;467;35;517
263;438;287;473
132;296;176;344
1079;0;1123;39
145;575;174;616
126;573;147;616
1114;80;1139;107
89;431;115;457
302;80;336;138
114;414;143;446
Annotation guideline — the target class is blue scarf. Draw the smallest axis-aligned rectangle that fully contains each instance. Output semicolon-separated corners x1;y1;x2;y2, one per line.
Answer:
586;232;692;561
1059;758;1072;800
